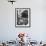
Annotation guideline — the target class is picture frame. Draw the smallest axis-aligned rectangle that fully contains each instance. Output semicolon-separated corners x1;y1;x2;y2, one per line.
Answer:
15;8;31;28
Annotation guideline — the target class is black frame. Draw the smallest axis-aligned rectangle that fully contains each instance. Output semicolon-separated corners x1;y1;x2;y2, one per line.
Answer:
15;8;31;28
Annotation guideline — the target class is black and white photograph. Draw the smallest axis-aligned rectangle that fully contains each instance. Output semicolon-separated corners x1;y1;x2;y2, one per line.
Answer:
15;8;31;27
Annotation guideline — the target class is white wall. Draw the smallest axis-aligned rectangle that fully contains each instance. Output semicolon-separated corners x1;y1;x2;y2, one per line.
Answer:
0;0;46;42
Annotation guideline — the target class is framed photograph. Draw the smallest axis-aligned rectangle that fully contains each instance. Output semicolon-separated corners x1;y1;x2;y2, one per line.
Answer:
15;8;31;28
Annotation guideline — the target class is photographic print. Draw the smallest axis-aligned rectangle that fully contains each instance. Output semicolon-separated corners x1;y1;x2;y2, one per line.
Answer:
15;8;31;28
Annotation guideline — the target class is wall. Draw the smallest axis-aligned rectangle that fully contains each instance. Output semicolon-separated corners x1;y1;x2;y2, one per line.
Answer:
0;0;46;42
